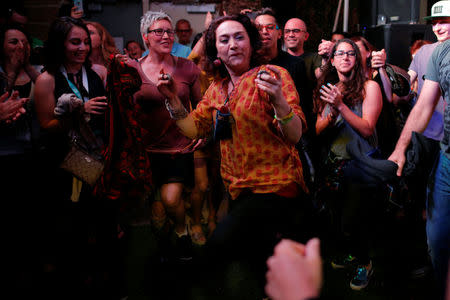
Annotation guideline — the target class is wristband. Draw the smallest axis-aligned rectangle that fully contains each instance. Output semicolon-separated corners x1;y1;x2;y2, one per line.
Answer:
274;108;295;125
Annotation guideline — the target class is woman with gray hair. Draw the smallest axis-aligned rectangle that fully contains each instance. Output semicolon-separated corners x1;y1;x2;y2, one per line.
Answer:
117;10;202;260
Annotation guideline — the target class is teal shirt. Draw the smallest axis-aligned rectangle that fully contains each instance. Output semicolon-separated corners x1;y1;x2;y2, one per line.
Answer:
141;42;191;58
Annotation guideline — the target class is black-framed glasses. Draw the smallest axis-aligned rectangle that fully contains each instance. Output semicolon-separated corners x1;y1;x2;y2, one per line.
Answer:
284;28;306;34
256;24;279;32
148;28;175;37
334;50;356;57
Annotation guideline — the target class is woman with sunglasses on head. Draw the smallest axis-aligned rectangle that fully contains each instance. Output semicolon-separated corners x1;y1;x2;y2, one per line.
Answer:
314;39;383;291
163;14;307;297
33;16;115;296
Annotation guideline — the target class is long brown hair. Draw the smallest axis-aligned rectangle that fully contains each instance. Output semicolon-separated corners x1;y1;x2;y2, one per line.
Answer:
85;21;118;67
313;39;367;114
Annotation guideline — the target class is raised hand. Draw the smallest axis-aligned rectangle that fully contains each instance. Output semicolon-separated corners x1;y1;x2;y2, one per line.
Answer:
157;68;177;100
254;65;283;105
371;49;387;69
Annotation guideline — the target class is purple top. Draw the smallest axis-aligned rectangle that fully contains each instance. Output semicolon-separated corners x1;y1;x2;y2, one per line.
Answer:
133;56;201;153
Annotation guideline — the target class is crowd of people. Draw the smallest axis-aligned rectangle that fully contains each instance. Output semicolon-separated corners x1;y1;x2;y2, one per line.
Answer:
1;1;449;299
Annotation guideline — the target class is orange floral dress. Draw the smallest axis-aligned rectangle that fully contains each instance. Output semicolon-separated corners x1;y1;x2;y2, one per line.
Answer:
190;65;307;200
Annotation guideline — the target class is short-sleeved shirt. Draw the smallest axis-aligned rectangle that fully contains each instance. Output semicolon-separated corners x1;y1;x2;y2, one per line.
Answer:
171;42;191;58
426;39;450;159
133;56;201;153
190;65;307;199
409;42;445;140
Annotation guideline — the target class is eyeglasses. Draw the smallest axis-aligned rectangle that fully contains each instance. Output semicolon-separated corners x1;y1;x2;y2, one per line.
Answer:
148;28;175;37
284;29;307;34
334;50;356;57
176;29;191;33
257;24;279;32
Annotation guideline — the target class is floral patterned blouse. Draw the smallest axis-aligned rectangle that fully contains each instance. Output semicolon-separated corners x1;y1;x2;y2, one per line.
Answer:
190;65;307;199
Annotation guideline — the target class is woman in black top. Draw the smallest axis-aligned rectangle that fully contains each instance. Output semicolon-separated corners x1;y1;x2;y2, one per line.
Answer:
0;24;41;295
34;17;116;297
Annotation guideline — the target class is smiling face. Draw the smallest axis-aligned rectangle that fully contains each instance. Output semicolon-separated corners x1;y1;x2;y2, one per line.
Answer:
215;20;252;76
3;29;29;63
143;19;174;55
432;17;450;42
331;42;357;75
126;41;143;59
254;14;281;53
87;24;101;50
64;26;90;65
283;18;308;52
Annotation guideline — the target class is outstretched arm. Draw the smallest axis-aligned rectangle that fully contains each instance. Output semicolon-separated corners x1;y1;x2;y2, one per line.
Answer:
388;79;441;176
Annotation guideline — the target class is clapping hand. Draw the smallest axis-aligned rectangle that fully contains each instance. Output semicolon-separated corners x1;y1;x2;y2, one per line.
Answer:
318;39;334;59
320;83;344;110
371;49;386;69
0;91;28;123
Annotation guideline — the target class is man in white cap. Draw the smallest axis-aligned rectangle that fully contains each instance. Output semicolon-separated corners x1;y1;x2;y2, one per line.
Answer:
407;0;450;141
389;1;450;297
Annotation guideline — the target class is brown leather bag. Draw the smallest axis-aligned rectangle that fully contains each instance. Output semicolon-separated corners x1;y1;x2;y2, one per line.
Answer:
60;116;104;186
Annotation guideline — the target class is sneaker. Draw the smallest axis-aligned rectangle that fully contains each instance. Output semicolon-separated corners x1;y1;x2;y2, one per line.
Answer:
331;254;358;269
350;261;373;290
175;234;193;262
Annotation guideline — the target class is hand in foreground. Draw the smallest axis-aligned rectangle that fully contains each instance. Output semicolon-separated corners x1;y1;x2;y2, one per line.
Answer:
371;49;387;69
157;68;177;100
266;238;322;300
320;83;344;110
255;65;283;105
0;91;28;123
388;149;404;177
84;96;108;115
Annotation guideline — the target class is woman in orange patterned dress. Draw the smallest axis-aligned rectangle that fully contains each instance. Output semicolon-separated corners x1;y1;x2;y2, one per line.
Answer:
161;14;307;295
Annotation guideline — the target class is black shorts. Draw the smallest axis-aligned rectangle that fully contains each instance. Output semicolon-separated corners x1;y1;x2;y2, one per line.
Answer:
148;152;194;187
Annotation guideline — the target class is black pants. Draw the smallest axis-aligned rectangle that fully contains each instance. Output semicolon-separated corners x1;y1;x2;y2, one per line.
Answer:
201;192;306;298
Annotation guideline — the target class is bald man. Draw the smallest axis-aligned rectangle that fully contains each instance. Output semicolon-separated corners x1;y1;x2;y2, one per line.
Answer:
284;18;309;56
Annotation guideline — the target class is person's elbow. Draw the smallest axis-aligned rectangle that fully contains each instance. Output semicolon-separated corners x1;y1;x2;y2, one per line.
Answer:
360;124;376;138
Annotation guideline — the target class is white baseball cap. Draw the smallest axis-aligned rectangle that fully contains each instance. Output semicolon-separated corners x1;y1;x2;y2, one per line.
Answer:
424;1;450;20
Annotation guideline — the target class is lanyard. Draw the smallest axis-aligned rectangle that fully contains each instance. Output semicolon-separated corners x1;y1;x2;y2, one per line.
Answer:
60;66;89;102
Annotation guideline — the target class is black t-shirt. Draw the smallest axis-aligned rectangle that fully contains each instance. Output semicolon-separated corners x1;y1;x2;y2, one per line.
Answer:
270;50;314;133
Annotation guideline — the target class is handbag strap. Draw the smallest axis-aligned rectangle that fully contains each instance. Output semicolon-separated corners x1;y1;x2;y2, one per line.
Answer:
72;115;103;151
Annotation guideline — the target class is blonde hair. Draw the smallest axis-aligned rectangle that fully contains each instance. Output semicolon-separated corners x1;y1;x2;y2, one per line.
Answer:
140;10;172;49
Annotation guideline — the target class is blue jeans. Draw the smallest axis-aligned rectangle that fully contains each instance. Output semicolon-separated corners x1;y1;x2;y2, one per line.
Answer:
426;152;450;297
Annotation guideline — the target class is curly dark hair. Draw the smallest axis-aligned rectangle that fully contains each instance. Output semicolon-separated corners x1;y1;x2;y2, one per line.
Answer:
43;16;91;75
313;38;367;114
204;14;262;79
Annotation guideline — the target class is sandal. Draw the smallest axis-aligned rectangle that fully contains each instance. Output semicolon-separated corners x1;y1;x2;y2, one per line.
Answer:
190;224;206;246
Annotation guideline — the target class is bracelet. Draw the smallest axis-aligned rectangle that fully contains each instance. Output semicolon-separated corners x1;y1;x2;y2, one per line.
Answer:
274;108;295;125
165;99;188;120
